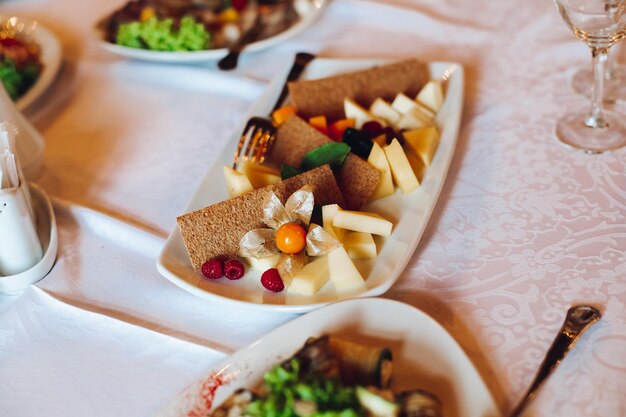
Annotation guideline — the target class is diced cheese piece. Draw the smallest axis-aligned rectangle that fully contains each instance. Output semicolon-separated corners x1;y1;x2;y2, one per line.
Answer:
369;98;401;126
343;232;377;259
243;254;280;271
384;139;420;193
416;80;444;113
322;204;345;241
333;210;393;237
287;255;329;295
406;152;426;182
396;107;434;131
403;126;440;167
391;93;418;115
367;142;395;201
328;246;365;292
223;165;254;197
244;163;281;189
344;98;381;129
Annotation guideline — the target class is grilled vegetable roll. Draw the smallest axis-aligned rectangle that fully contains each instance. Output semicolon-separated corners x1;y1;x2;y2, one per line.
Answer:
328;337;393;388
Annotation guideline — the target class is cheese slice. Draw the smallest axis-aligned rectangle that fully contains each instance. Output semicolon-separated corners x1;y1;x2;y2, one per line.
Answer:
322;204;345;241
343;232;377;259
369;98;401;126
367;142;395;201
243;254;280;271
384;139;420;193
328;246;365;292
223;165;254;197
396;107;434;131
416;80;444;113
287;255;329;295
333;210;393;237
403;126;440;167
344;98;381;129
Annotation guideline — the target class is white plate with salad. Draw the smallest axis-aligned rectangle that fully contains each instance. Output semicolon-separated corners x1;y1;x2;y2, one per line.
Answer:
0;15;62;110
155;298;501;417
96;0;328;63
157;57;464;313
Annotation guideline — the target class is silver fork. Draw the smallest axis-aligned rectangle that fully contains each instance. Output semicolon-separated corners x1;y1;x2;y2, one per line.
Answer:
232;52;315;170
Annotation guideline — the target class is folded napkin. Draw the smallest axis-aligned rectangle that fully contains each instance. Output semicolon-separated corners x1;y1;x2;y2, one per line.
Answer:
0;287;226;417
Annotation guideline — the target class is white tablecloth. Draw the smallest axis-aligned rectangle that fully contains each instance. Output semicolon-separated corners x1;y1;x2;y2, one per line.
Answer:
0;0;625;416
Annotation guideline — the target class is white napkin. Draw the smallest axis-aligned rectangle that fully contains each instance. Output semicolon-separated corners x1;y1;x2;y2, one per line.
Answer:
0;287;226;417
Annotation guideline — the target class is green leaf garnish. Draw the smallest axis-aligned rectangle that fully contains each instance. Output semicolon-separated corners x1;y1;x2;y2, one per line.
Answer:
280;164;303;180
301;142;351;171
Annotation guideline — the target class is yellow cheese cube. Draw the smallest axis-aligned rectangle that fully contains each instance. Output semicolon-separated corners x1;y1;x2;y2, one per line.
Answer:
322;204;345;241
403;126;440;167
223;165;253;197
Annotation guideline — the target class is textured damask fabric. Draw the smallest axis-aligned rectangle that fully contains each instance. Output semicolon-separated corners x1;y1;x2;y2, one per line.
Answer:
0;0;624;415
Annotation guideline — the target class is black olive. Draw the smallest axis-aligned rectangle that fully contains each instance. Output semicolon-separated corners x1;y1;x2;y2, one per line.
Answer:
342;128;374;159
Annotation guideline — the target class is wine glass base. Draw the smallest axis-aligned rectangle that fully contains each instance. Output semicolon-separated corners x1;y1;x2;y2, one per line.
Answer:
571;66;626;102
555;110;626;153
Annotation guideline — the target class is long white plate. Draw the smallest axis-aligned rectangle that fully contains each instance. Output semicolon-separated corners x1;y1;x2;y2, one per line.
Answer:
157;58;464;313
96;0;327;63
0;15;63;110
156;298;500;417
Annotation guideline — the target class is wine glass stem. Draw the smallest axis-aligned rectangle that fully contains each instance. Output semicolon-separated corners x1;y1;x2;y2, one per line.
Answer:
586;47;609;129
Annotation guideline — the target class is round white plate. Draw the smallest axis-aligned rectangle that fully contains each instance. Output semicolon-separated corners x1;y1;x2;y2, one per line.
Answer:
96;0;328;63
156;298;501;417
0;15;63;110
156;58;464;313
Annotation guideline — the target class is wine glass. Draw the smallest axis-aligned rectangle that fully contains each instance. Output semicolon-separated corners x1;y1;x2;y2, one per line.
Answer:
554;0;626;153
571;41;626;101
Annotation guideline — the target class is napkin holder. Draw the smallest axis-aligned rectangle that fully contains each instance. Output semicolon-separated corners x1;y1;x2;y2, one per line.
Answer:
0;182;57;295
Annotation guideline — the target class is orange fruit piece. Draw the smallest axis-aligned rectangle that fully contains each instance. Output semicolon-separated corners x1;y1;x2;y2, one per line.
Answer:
275;222;307;254
272;106;297;126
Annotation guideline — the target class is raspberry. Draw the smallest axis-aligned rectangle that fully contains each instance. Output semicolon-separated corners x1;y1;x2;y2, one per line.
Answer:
201;259;223;279
224;259;245;280
261;268;284;292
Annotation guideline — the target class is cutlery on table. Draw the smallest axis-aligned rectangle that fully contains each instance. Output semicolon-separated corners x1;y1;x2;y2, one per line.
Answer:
509;305;601;417
218;0;298;71
232;51;315;170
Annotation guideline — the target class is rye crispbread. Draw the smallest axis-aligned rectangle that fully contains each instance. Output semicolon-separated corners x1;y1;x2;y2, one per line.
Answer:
270;115;380;210
288;59;429;120
177;165;344;270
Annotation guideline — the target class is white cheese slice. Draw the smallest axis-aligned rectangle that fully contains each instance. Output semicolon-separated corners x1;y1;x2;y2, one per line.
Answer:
343;232;377;259
223;165;254;197
333;210;393;237
384;139;420;193
369;98;401;126
396;107;434;131
328;246;365;292
367;142;395;201
243;254;280;271
344;97;380;129
322;204;345;241
287;255;329;295
416;80;444;113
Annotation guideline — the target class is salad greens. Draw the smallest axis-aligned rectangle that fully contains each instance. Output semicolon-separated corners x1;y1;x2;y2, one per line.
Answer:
0;57;40;100
245;359;361;417
116;16;211;51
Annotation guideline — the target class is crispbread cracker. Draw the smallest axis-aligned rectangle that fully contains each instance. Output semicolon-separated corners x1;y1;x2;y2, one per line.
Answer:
288;59;429;120
270;115;380;210
177;165;344;270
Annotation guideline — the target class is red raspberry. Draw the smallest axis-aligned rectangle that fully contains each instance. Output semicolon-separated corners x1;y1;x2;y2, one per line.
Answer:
201;259;223;279
224;259;245;280
261;268;284;292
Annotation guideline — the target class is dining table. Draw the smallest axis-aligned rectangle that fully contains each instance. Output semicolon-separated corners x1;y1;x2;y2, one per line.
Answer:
0;0;625;416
